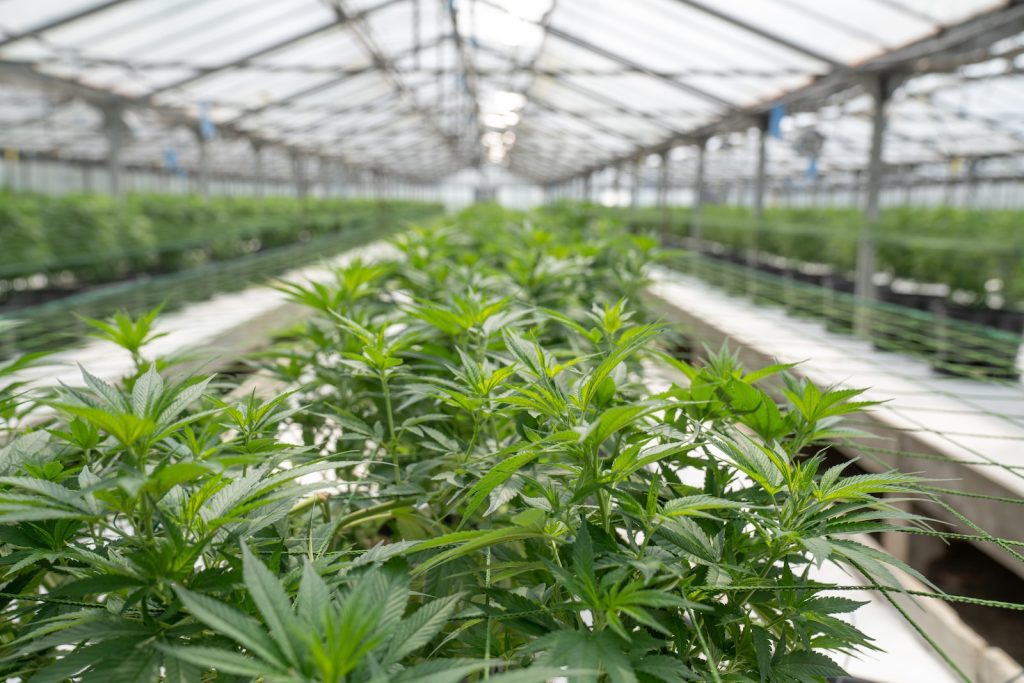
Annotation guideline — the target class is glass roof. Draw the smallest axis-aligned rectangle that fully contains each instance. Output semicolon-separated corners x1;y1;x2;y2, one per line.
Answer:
0;0;1021;183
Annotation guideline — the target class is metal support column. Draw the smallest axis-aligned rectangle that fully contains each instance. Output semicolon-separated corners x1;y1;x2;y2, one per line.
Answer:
751;118;768;268
658;149;670;238
855;75;890;332
197;134;210;197
334;159;345;198
103;107;126;197
319;156;330;198
630;157;642;209
966;158;980;207
292;153;307;198
692;139;706;252
252;143;265;197
372;170;382;201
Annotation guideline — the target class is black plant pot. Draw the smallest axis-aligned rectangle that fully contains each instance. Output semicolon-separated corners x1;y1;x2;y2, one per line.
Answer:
823;273;856;334
0;285;83;312
792;270;828;287
783;269;829;318
696;250;745;296
754;259;787;279
930;305;1024;380
716;246;746;266
868;287;945;359
699;260;730;289
742;258;782;307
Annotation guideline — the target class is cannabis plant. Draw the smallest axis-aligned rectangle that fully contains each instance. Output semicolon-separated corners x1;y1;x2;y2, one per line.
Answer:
0;205;1004;682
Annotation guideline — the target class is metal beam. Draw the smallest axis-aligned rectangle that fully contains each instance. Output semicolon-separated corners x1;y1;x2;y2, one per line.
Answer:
487;0;559;166
34;57;811;79
509;150;580;174
266;92;404;137
543;25;738;111
509;152;591;176
671;0;841;67
527;96;648;146
0;60;299;168
221;36;448;127
539;76;690;136
549;0;1024;184
446;0;482;166
512;141;604;164
283;108;446;149
0;0;134;50
869;2;1024;70
330;0;464;161
2;146;422;186
475;0;737;112
77;0;236;54
148;0;403;96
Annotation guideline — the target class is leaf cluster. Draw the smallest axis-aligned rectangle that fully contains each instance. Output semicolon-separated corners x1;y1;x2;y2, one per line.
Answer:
0;204;937;682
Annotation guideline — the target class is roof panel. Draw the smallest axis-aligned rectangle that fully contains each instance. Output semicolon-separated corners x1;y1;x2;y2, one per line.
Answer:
173;68;340;109
879;0;1004;24
0;0;1020;182
135;2;331;67
28;0;239;58
687;0;889;63
553;0;828;72
557;72;723;117
0;0;112;37
362;0;444;54
255;28;371;69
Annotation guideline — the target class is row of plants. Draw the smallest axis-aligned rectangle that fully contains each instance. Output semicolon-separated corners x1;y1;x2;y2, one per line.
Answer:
0;218;404;362
581;203;1024;380
0;192;442;297
598;204;1024;309
687;255;1024;381
1;204;1006;681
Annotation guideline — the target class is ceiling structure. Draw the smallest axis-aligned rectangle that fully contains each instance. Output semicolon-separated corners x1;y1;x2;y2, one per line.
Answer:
2;0;1024;186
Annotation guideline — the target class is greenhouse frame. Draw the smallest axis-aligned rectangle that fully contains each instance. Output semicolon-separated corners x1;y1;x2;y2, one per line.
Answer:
4;2;1024;683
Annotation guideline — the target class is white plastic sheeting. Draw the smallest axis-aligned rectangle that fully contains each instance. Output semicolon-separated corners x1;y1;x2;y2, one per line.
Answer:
0;0;1021;183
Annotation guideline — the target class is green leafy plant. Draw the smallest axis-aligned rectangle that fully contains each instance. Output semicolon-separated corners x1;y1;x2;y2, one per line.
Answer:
1;205;1019;682
80;306;167;370
0;191;441;287
598;202;1024;307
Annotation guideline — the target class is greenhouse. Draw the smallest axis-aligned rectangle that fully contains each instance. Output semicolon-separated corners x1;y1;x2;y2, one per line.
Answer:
4;1;1024;681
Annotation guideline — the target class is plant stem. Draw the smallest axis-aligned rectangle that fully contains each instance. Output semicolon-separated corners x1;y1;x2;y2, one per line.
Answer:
689;607;724;683
484;546;492;680
380;371;399;484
